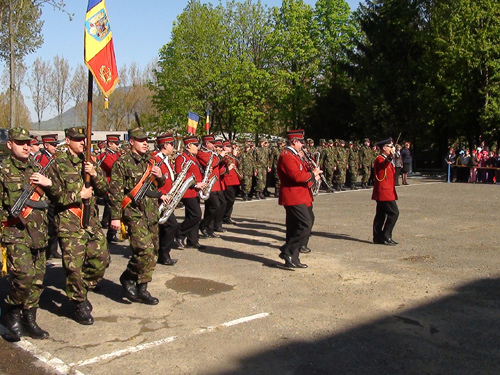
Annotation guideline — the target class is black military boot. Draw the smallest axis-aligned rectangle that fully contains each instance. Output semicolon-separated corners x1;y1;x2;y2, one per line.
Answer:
1;304;24;342
22;308;49;339
120;270;138;301
136;283;159;305
74;301;94;325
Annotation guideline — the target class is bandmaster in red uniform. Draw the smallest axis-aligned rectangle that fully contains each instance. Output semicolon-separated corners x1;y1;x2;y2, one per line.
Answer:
372;137;399;245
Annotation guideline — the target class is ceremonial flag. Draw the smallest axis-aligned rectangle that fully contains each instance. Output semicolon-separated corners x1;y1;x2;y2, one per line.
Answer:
187;111;200;134
84;0;119;108
205;110;210;133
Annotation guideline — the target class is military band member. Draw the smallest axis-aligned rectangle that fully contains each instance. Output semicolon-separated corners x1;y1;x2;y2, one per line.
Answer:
222;140;239;225
0;128;52;342
109;127;165;305
45;127;109;325
29;136;41;160
97;134;121;243
153;133;178;266
277;129;321;269
372;138;399;245
197;135;226;238
175;136;206;249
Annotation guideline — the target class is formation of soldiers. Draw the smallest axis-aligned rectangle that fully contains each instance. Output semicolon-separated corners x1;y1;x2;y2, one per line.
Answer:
0;126;380;343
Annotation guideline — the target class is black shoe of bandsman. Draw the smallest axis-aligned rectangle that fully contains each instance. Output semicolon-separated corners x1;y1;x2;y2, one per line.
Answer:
299;245;312;254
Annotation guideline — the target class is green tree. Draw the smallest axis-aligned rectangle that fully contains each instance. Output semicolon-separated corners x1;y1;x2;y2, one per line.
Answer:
267;0;319;131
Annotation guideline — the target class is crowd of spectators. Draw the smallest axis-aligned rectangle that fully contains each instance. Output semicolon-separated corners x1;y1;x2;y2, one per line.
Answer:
445;145;500;183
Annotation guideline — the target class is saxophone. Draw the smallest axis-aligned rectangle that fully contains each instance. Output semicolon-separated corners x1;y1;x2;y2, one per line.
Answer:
199;152;217;200
158;160;196;224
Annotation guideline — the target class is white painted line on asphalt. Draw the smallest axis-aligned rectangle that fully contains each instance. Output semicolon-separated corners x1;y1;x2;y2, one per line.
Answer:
69;312;270;371
15;339;86;375
70;335;179;368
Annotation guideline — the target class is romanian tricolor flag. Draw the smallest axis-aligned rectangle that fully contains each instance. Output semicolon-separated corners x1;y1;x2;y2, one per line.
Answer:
187;111;199;134
84;0;119;107
205;110;210;133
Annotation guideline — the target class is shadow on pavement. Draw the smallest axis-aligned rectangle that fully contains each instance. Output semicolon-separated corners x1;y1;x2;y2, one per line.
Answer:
207;277;500;375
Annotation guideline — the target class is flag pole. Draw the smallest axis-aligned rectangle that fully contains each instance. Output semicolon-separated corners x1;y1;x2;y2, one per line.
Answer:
82;70;93;228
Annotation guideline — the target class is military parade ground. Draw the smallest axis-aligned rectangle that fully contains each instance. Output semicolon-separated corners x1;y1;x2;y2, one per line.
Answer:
1;178;499;375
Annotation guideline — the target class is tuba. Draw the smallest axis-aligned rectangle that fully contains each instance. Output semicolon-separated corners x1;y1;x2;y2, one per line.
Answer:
158;160;196;224
199;151;217;200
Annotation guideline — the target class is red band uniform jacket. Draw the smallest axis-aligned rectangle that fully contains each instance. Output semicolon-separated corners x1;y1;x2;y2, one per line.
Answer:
277;147;314;207
175;151;203;199
371;154;398;202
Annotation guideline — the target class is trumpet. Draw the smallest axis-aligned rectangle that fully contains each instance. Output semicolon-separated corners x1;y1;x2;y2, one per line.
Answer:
223;155;243;179
158;160;195;224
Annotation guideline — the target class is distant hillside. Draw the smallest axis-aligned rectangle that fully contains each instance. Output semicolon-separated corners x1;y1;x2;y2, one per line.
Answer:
31;106;83;131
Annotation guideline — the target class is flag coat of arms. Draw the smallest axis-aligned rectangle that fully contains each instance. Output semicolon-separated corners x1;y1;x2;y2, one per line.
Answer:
187;111;200;134
84;0;119;99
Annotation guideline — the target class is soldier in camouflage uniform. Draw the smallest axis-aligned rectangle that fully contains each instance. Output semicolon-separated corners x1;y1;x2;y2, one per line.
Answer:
270;138;285;197
335;140;348;191
0;128;52;342
359;138;373;189
320;139;336;191
46;127;109;325
253;138;270;199
239;140;255;200
347;141;359;190
109;127;165;306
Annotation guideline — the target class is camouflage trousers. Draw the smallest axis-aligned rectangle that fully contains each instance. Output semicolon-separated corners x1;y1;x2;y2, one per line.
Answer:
255;168;267;192
336;167;347;186
4;243;46;309
324;168;335;186
349;167;358;186
125;216;159;284
361;165;371;184
274;171;281;190
59;230;109;302
240;175;253;195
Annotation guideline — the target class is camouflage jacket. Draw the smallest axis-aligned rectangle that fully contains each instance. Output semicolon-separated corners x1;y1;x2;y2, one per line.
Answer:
109;151;166;225
319;147;336;170
0;155;49;249
253;146;270;169
359;145;374;167
347;148;359;168
46;151;108;238
239;149;256;176
336;147;348;167
270;146;282;170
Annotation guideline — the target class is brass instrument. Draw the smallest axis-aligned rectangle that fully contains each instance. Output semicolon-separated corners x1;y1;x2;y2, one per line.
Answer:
223;154;243;179
158;160;195;224
303;151;331;195
199;151;217;200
